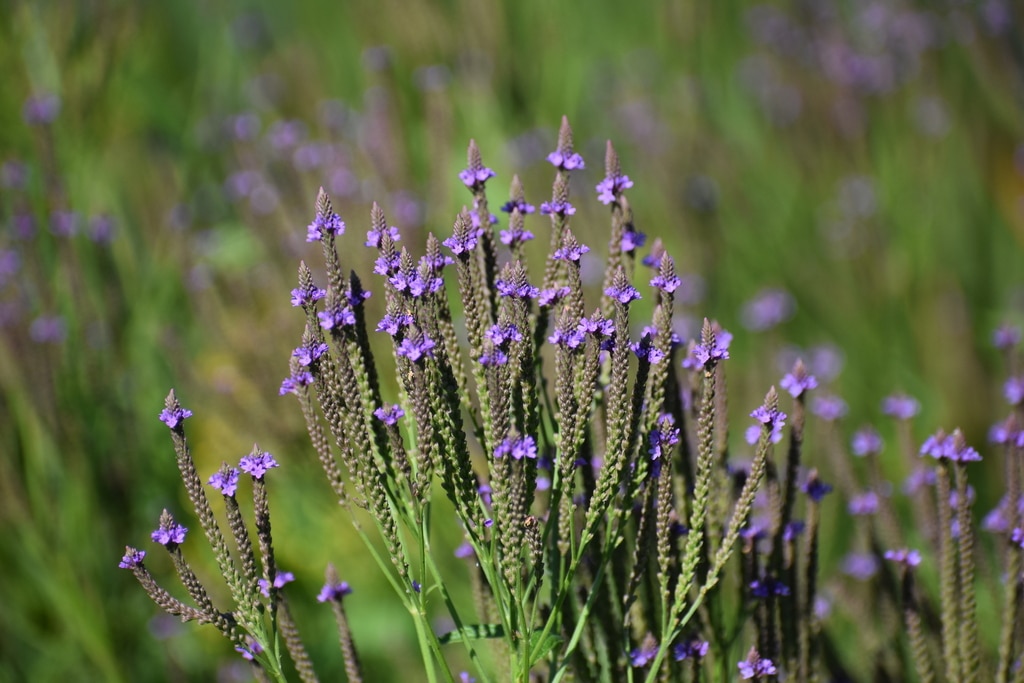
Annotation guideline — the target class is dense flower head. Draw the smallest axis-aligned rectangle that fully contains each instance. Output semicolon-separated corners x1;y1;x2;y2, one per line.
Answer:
306;211;345;242
458;166;496;188
547;150;585;171
1005;377;1024;406
648;414;681;460
119;547;146;569
851;426;884;456
882;393;920;420
290;283;326;307
365;225;401;248
740;289;794;331
390;271;443;298
848;491;880;516
376;312;415;337
374;404;405;425
993;323;1021;350
292;341;329;366
739;649;778;679
604;281;641;305
673;637;709;662
780;369;818;398
621;228;646;252
810;394;848;421
884;548;923;568
539;200;576;217
151;515;188;547
239;451;279;479
596;173;634;204
317;579;353;602
494;434;537;460
495;278;540;299
209;467;241;496
258;571;295;597
920;429;981;463
159;405;193;429
553;241;590;262
397;334;436;362
499;225;535;246
318;304;356;330
750;576;790;598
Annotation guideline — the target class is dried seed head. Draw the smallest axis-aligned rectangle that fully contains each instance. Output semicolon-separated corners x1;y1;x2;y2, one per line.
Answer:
510;174;525;203
370;201;386;235
467;139;484;173
315;186;333;219
604;140;620;179
557;115;574;155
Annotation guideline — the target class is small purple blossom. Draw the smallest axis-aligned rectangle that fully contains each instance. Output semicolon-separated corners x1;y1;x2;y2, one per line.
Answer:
458;166;496;188
469;211;498;229
579;313;615;338
500;198;536;214
741;289;794;331
903;467;937;495
750;576;790;598
553;242;591;262
547;150;585;171
209;468;241;496
23;93;61;125
848;491;880;516
738;649;777;679
374;252;401;275
648;414;681;460
1012;528;1024;549
365;225;401;248
801;475;833;502
548;327;586;349
993;324;1020;350
454;542;475;559
279;370;314;396
307;212;345;242
159;405;193;429
750;405;787;435
604;281;641;305
495;279;539;299
151;518;188;547
841;552;880;580
920;430;981;463
258;572;295;597
1005;377;1024;406
783;521;805;541
650;273;682;293
397;335;436;362
882;393;920;420
884;548;923;568
596;173;634;204
499;225;535;245
673;637;709;662
631;335;665;364
374;404;405;425
292;342;329;366
539;200;576;217
478;350;509;366
317;579;353;602
376;312;415;336
629;635;658;668
239;452;279;479
443;228;483;255
537;286;570;307
235;639;264;661
683;330;731;370
119;547;146;569
780;371;818;398
621;228;646;252
810;394;847;421
486;323;523;347
318;305;356;330
494;435;537;460
290;284;326;307
851;427;884;456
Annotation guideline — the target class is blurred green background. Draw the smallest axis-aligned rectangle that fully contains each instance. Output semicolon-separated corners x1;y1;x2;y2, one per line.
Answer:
2;0;1023;680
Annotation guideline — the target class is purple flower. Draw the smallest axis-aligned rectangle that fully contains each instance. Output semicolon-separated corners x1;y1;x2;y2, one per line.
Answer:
500;198;535;215
365;225;401;248
596;173;634;204
290;284;326;307
993;324;1020;350
801;475;833;502
629;635;658;667
209;468;241;496
780;371;818;398
374;252;401;276
279;370;315;396
495;279;539;299
539;200;576;217
443;228;483;255
673;637;709;662
848;491;880;516
648;414;680;460
783;521;805;541
810;394;847;421
604;281;641;305
478;350;509;366
419;252;453;272
499;225;535;246
306;212;345;242
538;286;571;307
374;404;405;425
459;673;476;683
119;547;146;569
494;435;537;460
376;312;415;336
738;649;777;679
458;166;496;188
23;93;61;125
840;552;880;580
159;405;193;429
631;335;666;364
235;639;264;661
486;323;523;347
579;313;615;338
920;430;981;463
621;228;646;252
547;150;585;171
683;329;731;370
317;579;353;602
989;417;1019;445
50;211;79;237
882;393;920;420
1012;528;1024;549
411;580;422;593
258;572;295;597
239;452;279;479
469;211;498;229
318;305;356;330
553;242;591;262
650;273;682;293
1005;377;1024;406
740;289;794;331
29;315;67;343
750;576;790;598
884;548;923;568
397;335;436;362
454;542;475;559
851;427;884;456
903;467;937;495
292;342;329;366
750;405;787;435
151;518;188;547
548;327;586;349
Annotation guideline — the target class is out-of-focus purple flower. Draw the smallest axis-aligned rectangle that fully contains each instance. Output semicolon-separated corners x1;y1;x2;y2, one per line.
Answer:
495;279;539;299
553;242;590;262
882;393;920;420
317;579;353;602
738;649;777;679
538;286;571;307
13;213;35;240
478;350;509;366
801;474;833;502
547;150;585;171
629;635;658;667
366;225;401;248
209;468;241;496
621;228;646;252
1012;528;1024;549
902;467;936;495
750;576;790;598
454;542;474;559
604;281;641;305
840;552;880;580
119;547;146;569
920;430;981;463
258;572;294;597
500;198;535;215
810;394;847;421
1005;377;1024;406
159;404;193;429
151;517;188;547
993;324;1021;350
780;370;818;398
29;315;66;343
50;211;79;237
88;215;116;243
884;548;923;568
23;93;61;125
989;417;1020;445
468;211;498;229
458;166;496;189
596;173;634;204
459;672;476;683
318;305;356;330
494;435;537;461
279;370;314;396
235;639;264;661
499;225;535;246
848;491;880;516
239;451;279;479
292;342;329;366
376;312;414;337
851;427;883;457
230;112;261;141
307;211;345;242
673;637;709;662
374;404;405;425
267;119;307;151
741;289;794;331
397;335;436;362
0;160;28;190
783;521;805;542
539;200;576;217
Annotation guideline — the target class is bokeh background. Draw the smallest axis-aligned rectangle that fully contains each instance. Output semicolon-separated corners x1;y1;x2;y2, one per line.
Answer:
2;0;1023;680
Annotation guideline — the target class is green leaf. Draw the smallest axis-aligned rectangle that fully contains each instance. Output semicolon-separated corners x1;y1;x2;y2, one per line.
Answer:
528;631;563;666
437;624;505;646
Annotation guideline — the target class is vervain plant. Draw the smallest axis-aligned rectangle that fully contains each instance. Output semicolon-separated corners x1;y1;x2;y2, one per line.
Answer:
120;118;1024;682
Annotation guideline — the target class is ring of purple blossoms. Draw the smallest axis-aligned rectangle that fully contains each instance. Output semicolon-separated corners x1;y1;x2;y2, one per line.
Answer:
151;519;188;547
119;547;146;569
159;405;193;429
443;227;483;256
621;228;645;253
495;279;539;299
547;149;585;171
377;312;414;337
779;370;818;398
539;200;576;217
596;172;633;204
306;211;345;243
538;286;570;307
851;426;884;456
499;225;535;246
279;370;314;396
493;435;537;460
397;335;436;362
552;242;590;262
683;330;731;370
648;414;680;460
292;341;329;366
801;474;833;503
365;225;401;248
374;404;405;425
290;283;326;308
317;579;353;602
209;468;241;496
919;430;981;463
458;166;496;189
239;451;279;479
650;273;682;293
738;650;778;679
750;405;787;442
500;198;535;215
673;637;709;662
318;305;356;330
258;571;295;597
883;548;923;568
605;281;641;305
